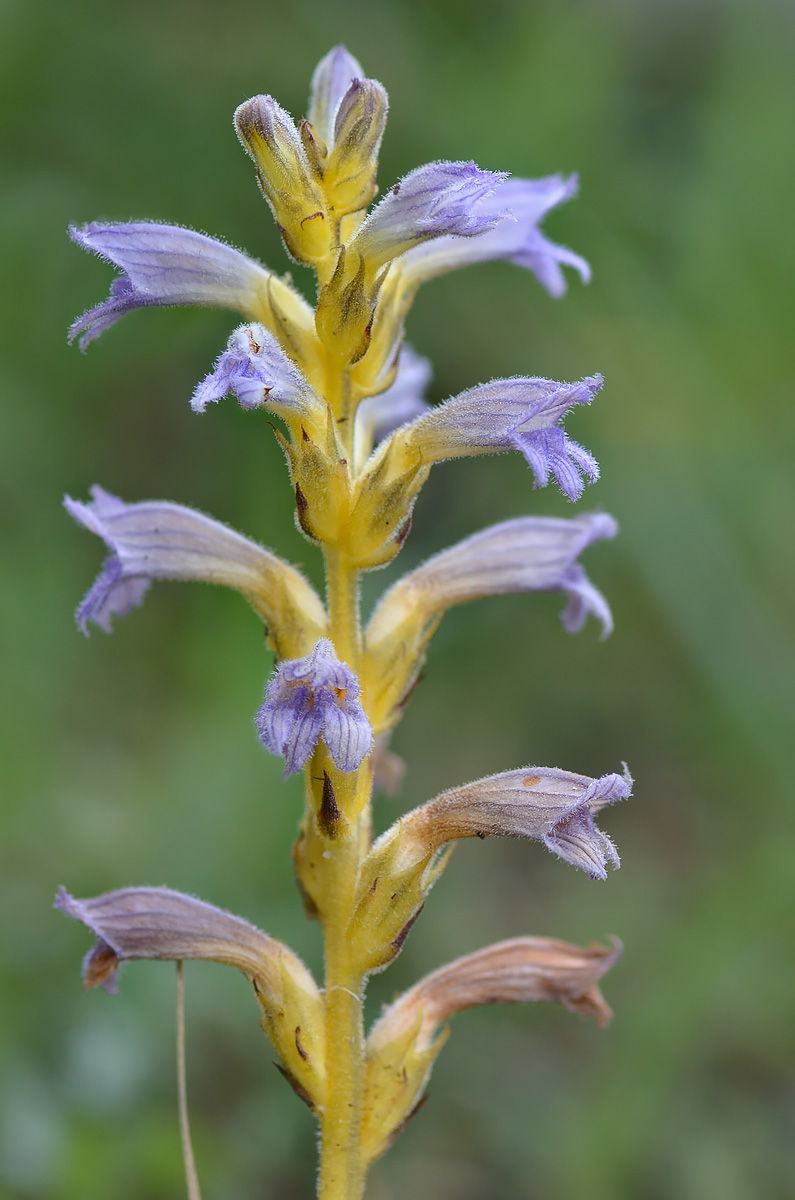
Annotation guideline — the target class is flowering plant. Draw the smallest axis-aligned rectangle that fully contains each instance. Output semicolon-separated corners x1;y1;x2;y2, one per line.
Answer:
58;46;630;1199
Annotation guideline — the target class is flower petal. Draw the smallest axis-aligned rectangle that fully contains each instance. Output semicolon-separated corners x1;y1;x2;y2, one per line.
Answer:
68;222;276;349
321;691;374;772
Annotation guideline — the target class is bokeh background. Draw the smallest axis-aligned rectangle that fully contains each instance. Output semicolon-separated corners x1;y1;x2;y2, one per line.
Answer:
2;0;794;1196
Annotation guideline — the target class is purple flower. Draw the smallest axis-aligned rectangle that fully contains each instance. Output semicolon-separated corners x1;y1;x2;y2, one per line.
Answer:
308;45;366;146
356;344;432;449
68;222;279;349
65;486;326;639
401;173;590;297
390;764;631;881
257;638;372;776
403;373;602;501
55;885;290;993
367;510;617;646
191;323;319;417
350;162;508;269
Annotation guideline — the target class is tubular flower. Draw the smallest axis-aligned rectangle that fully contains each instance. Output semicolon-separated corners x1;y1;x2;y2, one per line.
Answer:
64;486;325;653
367;510;617;647
370;765;631;882
55;885;305;994
401;173;590;295
348;161;508;271
399;373;601;500
56;886;326;1109
68;221;311;350
257;638;373;777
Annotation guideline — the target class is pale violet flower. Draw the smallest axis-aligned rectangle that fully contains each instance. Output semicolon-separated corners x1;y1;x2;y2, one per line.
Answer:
68;222;281;350
400;374;601;501
349;161;509;269
367;510;617;648
55;885;318;1005
402;173;590;296
65;486;325;638
55;885;283;993
191;323;319;417
257;639;372;777
388;765;631;882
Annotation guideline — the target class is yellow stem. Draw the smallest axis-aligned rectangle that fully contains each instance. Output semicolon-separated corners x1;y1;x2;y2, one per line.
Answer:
315;516;370;1199
317;810;367;1200
325;547;361;666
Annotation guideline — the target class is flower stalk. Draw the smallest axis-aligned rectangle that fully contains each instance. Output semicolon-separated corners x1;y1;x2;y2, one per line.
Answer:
60;44;630;1200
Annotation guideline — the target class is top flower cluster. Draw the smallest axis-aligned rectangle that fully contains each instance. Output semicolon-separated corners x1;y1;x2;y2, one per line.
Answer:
70;46;588;345
68;45;593;491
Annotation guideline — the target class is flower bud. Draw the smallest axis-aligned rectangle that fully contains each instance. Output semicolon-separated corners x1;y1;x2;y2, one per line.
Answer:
323;78;388;216
235;96;332;264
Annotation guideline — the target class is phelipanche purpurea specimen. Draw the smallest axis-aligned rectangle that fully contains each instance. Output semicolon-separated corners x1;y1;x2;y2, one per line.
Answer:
59;45;630;1200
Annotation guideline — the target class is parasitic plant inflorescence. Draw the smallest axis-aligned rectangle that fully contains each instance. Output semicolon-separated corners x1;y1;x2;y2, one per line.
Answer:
59;45;630;1200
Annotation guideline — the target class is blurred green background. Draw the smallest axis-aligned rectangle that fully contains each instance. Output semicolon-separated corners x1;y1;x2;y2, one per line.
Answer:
2;0;794;1196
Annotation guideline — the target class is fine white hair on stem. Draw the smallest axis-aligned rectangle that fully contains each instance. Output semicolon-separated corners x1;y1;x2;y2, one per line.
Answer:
176;962;203;1200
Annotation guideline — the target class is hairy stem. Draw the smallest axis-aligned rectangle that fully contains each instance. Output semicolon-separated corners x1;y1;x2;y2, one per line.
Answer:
316;809;367;1200
316;513;370;1199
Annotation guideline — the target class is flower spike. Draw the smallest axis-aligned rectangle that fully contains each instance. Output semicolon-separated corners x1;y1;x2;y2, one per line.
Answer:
62;44;627;1195
257;638;372;777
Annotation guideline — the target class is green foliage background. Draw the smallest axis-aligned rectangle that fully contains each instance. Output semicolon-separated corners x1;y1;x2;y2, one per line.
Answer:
1;0;793;1196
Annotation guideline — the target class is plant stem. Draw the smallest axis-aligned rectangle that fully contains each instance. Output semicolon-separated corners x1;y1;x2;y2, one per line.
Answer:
316;813;367;1200
316;533;370;1199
